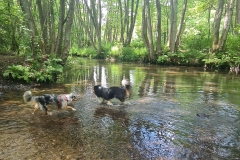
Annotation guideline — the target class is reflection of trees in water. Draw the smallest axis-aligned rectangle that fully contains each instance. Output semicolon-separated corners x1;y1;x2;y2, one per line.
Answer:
203;81;219;104
138;73;160;97
162;75;176;94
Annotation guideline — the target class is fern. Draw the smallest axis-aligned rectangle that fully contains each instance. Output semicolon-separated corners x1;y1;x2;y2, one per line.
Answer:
3;53;63;83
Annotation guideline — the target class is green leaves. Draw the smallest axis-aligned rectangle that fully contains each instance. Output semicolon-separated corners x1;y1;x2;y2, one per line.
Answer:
3;65;31;83
3;54;63;83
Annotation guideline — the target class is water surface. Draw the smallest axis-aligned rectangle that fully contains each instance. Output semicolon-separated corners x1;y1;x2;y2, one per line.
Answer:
0;58;240;159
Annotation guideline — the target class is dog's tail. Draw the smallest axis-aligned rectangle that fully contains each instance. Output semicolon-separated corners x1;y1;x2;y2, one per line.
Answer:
23;91;33;103
122;79;131;97
122;78;131;89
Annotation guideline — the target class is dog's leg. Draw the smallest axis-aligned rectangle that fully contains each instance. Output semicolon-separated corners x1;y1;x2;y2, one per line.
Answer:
107;100;113;106
42;104;48;115
44;107;48;115
67;106;76;111
100;98;105;104
32;103;39;114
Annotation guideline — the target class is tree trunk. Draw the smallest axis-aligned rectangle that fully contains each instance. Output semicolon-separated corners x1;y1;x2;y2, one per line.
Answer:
126;0;139;45
145;0;154;61
118;0;124;44
141;0;149;57
55;0;65;56
19;0;39;57
207;3;212;40
156;0;162;55
175;0;187;50
8;1;19;53
124;0;130;45
83;0;102;56
49;0;56;54
168;0;178;53
235;0;240;34
212;0;224;52
36;0;48;55
97;0;102;55
218;0;235;51
62;0;75;64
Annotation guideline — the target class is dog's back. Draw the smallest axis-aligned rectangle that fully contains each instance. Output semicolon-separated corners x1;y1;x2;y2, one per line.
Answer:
94;85;128;102
108;87;126;101
94;85;110;99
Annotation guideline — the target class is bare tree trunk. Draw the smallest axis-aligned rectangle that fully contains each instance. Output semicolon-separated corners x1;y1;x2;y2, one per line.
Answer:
141;0;149;57
62;0;75;64
145;0;154;61
19;0;39;57
156;0;162;54
118;0;139;46
97;0;102;55
7;1;19;53
76;1;97;50
235;0;240;34
141;0;155;62
126;0;139;45
83;0;102;55
168;0;178;53
212;0;224;52
118;0;124;44
218;0;235;51
175;0;187;50
36;0;48;55
55;0;65;56
207;3;212;40
49;0;56;53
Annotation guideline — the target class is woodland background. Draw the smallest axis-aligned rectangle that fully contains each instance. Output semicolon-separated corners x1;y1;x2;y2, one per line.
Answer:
0;0;240;83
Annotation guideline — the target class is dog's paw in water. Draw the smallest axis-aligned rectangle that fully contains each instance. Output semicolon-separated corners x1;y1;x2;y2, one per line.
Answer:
47;112;53;115
107;101;113;106
124;101;131;105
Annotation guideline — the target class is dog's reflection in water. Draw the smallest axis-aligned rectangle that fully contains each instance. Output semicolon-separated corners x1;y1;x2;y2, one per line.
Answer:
94;106;129;126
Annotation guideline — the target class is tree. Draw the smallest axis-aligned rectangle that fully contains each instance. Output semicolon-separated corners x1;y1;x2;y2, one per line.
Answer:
19;0;75;65
218;0;235;51
19;0;39;57
212;0;235;52
212;0;225;52
175;0;187;49
235;0;240;34
168;0;178;53
83;0;102;56
141;0;155;62
118;0;139;46
156;0;162;54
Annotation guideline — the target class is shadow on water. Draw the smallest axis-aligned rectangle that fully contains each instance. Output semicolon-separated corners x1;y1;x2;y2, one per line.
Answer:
1;58;240;159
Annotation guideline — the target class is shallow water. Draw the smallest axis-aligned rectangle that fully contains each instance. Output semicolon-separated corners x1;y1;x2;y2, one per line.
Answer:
1;58;240;159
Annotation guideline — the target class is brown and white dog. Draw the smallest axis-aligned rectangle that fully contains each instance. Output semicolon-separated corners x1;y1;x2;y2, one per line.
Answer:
93;79;131;106
23;91;77;115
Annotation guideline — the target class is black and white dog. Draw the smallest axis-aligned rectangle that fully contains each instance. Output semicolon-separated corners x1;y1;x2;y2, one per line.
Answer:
94;79;131;106
23;91;77;115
